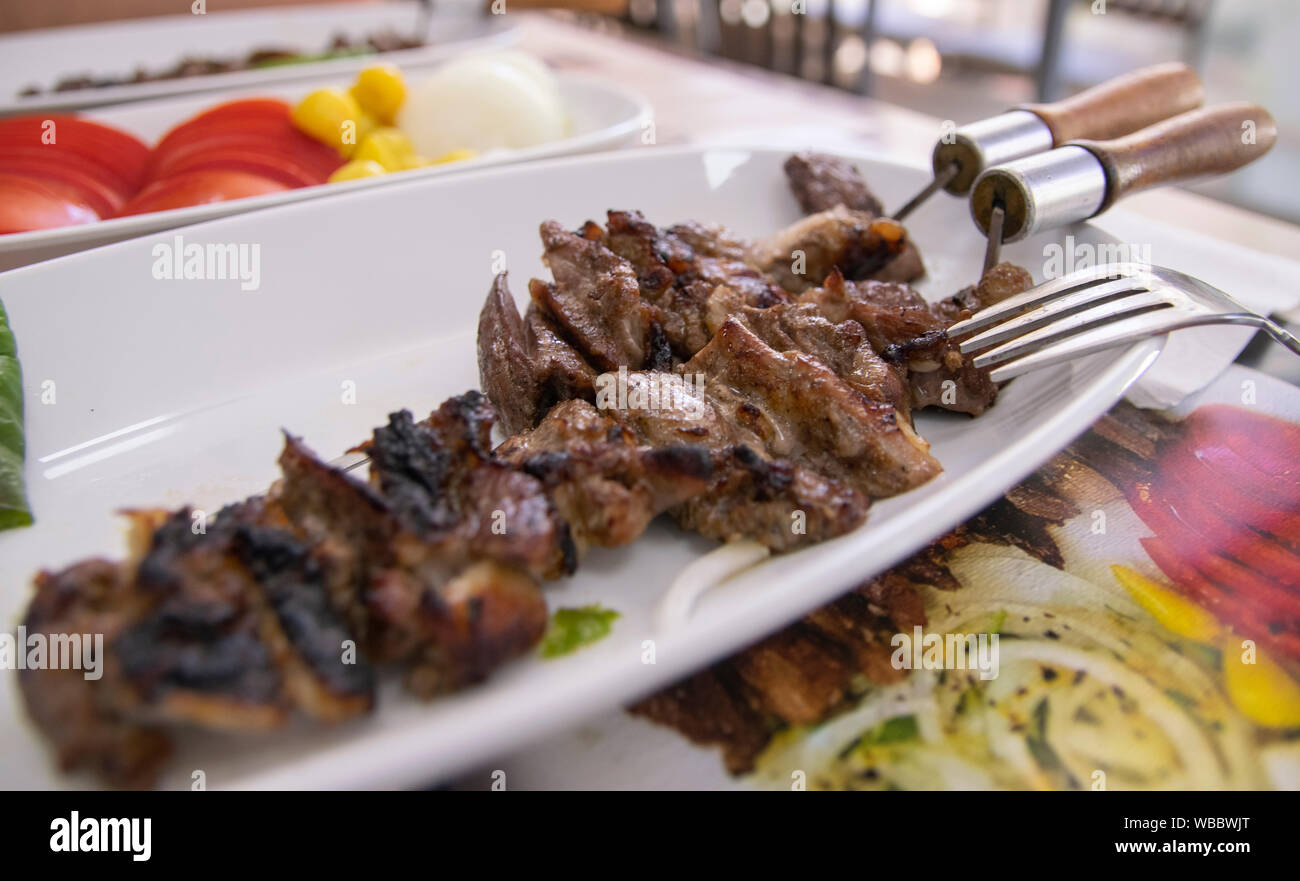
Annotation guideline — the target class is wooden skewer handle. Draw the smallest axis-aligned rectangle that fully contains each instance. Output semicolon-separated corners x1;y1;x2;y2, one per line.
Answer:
1020;62;1204;143
1071;102;1277;212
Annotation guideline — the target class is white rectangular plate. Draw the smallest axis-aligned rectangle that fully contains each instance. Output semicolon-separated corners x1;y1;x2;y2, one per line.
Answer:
0;145;1161;789
0;72;651;271
0;3;516;115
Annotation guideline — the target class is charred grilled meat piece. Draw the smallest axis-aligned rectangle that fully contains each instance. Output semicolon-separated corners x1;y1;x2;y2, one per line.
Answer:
120;503;374;728
801;264;1033;416
534;220;661;371
19;559;172;788
274;398;552;697
684;318;941;498
753;206;911;293
495;398;714;551
784;151;884;217
603;209;790;359
364;394;574;581
782;151;925;283
476;272;597;435
20;502;376;786
703;290;911;418
672;445;868;550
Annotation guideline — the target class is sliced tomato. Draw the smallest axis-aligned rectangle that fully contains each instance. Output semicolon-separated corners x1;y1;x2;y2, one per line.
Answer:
0;173;98;234
149;130;341;183
116;169;288;217
162;98;295;132
147;133;338;185
147;149;322;189
0;115;149;191
0;144;136;202
0;154;124;217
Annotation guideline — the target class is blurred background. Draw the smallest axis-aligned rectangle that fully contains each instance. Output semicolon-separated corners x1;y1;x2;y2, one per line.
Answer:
3;0;1295;222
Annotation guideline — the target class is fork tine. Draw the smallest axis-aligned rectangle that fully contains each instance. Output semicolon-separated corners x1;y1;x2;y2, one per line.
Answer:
986;308;1202;382
972;289;1174;369
958;278;1148;353
946;263;1138;338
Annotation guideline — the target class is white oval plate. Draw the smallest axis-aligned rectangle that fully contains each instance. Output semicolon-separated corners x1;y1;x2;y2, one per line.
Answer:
0;145;1161;789
0;3;517;116
0;73;652;271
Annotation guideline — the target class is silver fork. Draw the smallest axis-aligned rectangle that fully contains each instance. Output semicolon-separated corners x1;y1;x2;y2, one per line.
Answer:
945;262;1300;382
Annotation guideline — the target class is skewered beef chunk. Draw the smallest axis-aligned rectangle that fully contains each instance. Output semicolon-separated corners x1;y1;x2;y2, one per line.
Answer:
535;220;656;370
784;151;885;217
274;402;552;696
703;291;911;418
19;502;376;786
800;264;1034;416
671;445;869;550
496;398;714;551
477;272;597;435
752;206;911;293
782;151;925;283
683;318;941;498
19;559;172;788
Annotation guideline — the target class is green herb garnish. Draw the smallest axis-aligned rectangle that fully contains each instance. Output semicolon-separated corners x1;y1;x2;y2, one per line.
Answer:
0;298;30;530
540;605;620;658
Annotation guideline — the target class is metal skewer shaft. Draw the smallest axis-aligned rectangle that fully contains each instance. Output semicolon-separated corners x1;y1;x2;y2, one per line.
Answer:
892;62;1203;220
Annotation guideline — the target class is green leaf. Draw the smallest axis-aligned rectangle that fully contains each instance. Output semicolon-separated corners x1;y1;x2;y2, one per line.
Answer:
540;605;620;658
0;298;30;531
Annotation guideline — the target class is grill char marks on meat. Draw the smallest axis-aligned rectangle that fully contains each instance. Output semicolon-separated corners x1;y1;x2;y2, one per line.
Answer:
122;502;374;726
801;264;1034;416
752;206;911;294
364;394;574;581
19;559;172;788
273;399;552;697
495;398;714;552
603;209;791;359
684;318;941;498
630;578;926;773
782;151;925;284
19;503;377;787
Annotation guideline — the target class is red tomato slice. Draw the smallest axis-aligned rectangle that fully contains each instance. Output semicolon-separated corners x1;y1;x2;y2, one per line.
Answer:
116;169;288;216
0;116;149;191
0;155;124;217
148;149;321;189
0;173;98;234
165;98;295;130
0;144;135;202
147;133;338;185
149;129;341;184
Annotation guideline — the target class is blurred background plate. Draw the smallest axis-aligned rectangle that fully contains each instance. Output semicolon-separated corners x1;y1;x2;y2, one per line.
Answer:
0;1;516;115
0;72;651;271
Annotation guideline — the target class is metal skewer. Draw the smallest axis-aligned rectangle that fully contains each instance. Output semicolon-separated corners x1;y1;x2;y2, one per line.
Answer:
892;62;1203;221
969;103;1276;256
